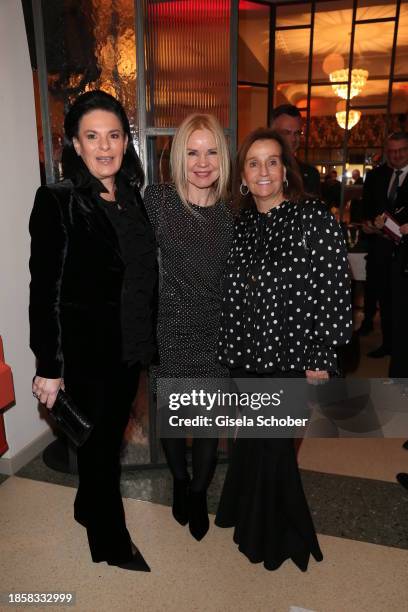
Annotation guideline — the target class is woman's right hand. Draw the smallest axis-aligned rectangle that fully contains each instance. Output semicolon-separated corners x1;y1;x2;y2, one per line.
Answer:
32;376;64;410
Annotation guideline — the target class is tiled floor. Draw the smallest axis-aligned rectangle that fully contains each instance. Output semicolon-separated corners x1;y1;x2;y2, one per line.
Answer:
1;476;407;612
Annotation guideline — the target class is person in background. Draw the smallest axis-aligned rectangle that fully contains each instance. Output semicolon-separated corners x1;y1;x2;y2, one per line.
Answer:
144;114;233;541
362;132;408;358
30;90;156;571
322;169;341;209
355;155;383;336
215;128;352;571
352;169;363;185
270;104;321;197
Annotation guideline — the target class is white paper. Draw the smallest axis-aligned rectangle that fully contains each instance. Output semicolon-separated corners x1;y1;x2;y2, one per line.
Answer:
384;216;402;238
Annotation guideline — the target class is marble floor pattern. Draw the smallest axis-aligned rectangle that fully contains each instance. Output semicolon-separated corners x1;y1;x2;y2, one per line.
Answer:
1;476;408;612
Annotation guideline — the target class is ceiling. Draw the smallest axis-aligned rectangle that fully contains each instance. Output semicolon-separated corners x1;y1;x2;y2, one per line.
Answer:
239;1;408;113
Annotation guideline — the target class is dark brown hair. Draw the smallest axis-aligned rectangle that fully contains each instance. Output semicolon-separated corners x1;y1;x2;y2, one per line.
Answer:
233;128;304;214
62;89;144;188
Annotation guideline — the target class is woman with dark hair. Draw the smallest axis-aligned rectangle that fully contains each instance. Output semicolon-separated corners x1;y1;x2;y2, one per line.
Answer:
215;128;352;571
30;90;156;571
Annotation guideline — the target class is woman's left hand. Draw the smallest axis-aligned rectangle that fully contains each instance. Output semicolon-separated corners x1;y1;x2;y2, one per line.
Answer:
306;370;329;381
400;223;408;235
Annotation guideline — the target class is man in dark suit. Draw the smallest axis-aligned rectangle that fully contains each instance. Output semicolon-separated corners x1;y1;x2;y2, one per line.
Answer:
362;132;408;358
270;104;321;197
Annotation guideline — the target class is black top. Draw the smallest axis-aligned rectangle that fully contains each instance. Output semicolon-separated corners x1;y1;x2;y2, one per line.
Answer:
144;183;233;377
99;192;157;366
218;199;352;373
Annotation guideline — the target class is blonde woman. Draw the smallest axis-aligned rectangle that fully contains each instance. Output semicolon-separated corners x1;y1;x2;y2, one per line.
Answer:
144;114;233;541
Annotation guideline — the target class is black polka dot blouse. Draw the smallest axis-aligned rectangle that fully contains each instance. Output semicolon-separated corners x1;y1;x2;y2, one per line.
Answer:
218;199;352;373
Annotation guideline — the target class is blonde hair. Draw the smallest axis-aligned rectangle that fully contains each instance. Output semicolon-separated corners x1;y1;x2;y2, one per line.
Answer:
170;113;230;206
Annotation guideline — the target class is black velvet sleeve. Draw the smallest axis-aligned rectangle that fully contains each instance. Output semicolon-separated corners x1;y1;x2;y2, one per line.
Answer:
29;186;68;378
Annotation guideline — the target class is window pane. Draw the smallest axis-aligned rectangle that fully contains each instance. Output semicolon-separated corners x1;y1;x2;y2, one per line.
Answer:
350;79;390;107
146;135;173;184
353;22;396;79
144;0;231;128
308;85;346;158
390;83;408;132
312;1;353;82
276;3;311;27
41;0;138;180
394;2;408;78
238;86;268;145
238;1;270;84
356;0;396;20
275;81;308;109
274;29;310;106
348;108;387;148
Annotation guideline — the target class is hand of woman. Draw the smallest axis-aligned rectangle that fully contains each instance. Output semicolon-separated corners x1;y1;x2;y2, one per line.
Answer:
305;370;329;382
32;376;64;410
400;223;408;235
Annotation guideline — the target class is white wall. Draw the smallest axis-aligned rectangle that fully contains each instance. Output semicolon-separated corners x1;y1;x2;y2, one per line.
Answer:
0;0;54;473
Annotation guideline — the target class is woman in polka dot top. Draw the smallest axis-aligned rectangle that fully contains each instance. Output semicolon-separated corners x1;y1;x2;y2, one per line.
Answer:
215;128;352;571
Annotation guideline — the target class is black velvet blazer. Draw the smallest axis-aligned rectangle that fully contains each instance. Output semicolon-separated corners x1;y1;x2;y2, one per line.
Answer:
29;176;157;379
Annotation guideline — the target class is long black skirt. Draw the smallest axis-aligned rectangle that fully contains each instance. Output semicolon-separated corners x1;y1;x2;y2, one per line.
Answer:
215;370;323;572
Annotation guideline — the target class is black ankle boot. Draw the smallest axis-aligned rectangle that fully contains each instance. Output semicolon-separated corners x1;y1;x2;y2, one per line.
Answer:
172;477;190;526
189;490;209;541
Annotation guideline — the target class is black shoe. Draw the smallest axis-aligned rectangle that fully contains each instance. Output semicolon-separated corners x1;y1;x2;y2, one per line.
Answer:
74;515;87;528
73;508;88;527
189;490;209;541
172;477;190;526
367;346;391;358
107;544;150;572
403;440;408;450
356;321;374;336
396;473;408;491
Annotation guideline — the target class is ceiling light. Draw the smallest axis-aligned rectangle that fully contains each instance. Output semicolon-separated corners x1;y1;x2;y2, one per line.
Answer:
335;110;361;130
330;68;369;99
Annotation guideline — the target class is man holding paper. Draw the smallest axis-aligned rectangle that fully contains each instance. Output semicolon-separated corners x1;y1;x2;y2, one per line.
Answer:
362;132;408;359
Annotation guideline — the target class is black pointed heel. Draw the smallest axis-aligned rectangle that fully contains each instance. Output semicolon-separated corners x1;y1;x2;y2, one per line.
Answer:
107;544;151;572
172;477;190;526
189;490;209;541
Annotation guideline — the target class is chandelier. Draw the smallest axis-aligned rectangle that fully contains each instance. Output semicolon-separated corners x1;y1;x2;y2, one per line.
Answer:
329;68;369;100
335;110;361;130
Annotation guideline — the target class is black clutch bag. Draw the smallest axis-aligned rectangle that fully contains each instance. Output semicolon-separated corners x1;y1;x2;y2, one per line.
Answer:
50;389;93;447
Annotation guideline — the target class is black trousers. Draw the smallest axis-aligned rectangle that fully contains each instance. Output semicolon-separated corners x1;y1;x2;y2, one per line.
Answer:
372;236;394;349
64;363;140;563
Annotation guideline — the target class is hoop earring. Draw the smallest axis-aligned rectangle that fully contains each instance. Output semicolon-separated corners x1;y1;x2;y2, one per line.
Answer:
240;183;249;196
283;178;289;189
